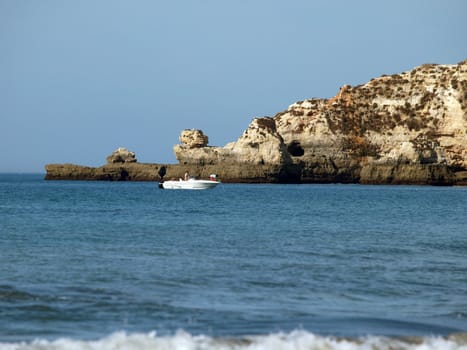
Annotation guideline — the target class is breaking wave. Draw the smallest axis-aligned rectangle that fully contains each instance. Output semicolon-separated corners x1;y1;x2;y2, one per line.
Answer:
2;330;467;350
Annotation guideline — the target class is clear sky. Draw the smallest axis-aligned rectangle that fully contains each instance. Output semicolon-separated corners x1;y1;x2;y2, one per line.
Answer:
1;0;466;173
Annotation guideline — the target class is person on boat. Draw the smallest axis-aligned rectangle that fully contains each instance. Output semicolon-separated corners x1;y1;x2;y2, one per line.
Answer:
184;170;189;181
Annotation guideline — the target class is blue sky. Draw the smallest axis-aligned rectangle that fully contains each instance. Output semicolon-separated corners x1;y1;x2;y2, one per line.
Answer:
1;0;466;173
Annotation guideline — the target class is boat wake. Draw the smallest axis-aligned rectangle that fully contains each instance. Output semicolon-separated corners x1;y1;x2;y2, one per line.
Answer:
2;330;467;350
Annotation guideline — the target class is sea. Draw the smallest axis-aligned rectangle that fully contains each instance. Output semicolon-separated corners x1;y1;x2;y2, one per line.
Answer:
1;173;466;350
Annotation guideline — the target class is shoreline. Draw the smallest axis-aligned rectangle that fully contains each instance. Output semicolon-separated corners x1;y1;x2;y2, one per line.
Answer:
1;330;467;349
43;162;467;186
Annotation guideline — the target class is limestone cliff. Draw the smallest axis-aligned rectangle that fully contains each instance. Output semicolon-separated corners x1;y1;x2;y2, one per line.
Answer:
45;60;467;185
173;60;467;185
174;119;292;166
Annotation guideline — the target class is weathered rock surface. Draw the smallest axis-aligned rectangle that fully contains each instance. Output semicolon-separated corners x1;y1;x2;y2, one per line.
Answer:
173;59;467;185
179;129;209;148
106;147;137;164
45;162;168;181
45;60;467;185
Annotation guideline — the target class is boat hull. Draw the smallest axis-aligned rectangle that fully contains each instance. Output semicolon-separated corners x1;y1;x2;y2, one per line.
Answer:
161;179;219;190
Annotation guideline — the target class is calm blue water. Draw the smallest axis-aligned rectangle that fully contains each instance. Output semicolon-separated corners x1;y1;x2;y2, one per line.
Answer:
1;174;467;349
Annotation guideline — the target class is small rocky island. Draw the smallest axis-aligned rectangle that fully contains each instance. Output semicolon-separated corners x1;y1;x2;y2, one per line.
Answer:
45;60;467;185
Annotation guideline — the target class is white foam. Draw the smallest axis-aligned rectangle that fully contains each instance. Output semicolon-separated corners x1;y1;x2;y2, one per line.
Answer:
1;330;467;350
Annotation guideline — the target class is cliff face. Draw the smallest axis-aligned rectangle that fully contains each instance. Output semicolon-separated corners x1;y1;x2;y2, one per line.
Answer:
174;118;291;166
45;60;467;185
174;60;467;184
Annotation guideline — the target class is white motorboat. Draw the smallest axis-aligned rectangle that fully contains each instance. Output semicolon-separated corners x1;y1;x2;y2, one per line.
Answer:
160;178;220;190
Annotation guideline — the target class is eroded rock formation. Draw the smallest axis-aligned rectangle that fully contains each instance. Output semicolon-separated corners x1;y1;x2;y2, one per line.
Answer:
179;129;209;148
172;59;467;185
45;60;467;185
106;147;137;164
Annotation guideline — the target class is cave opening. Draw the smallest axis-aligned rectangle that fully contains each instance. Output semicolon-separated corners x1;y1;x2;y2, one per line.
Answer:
287;141;305;157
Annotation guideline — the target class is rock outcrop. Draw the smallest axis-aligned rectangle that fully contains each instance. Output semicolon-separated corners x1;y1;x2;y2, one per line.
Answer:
45;60;467;185
106;147;137;164
175;119;291;166
45;162;164;181
172;59;467;185
178;129;209;148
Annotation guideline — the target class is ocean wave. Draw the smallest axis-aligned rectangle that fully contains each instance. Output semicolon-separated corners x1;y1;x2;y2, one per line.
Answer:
1;330;467;350
0;285;37;302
